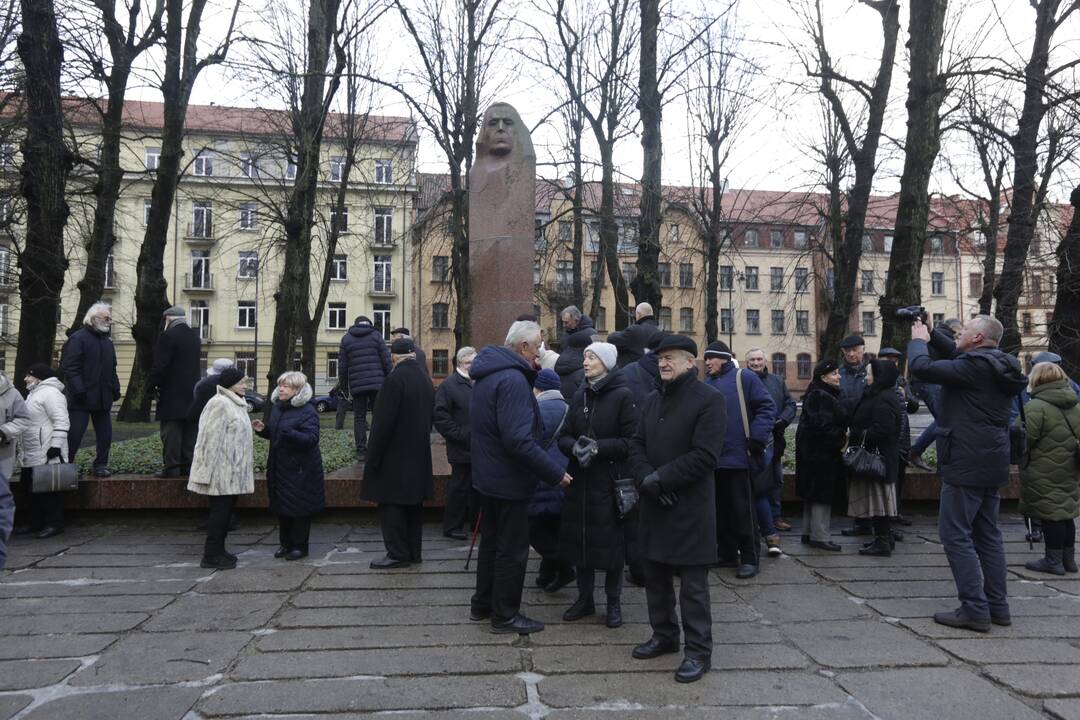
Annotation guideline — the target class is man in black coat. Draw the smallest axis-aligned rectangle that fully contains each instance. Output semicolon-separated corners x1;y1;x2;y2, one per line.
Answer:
61;302;122;477
622;302;663;363
149;306;202;477
338;316;392;461
391;328;429;376
628;334;725;684
361;338;435;568
878;346;920;526
433;346;477;540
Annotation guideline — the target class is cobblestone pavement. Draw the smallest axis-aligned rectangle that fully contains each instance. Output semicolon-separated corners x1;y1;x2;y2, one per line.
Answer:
2;511;1079;719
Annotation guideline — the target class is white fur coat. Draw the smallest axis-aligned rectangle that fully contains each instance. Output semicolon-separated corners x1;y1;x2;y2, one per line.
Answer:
187;386;255;496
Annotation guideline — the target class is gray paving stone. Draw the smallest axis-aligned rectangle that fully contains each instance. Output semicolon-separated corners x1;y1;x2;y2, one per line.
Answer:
0;566;210;582
307;570;478;589
1045;698;1080;720
734;584;870;622
867;596;1080;619
0;579;198;598
0;694;31;720
198;564;314;593
838;667;1043;720
255;624;509;651
143;592;287;631
538;670;847;708
900;616;1080;639
0;658;81;690
936;638;1080;664
36;553;195;568
984;664;1080;697
69;631;253;686
1046;579;1080;595
291;588;477;607
218;713;523;720
233;645;523;679
840;579;1057;599
795;553;949;568
720;559;821;585
0;612;147;635
546;703;876;720
0;633;116;660
19;686;203;720
198;676;527;715
810;565;959;582
0;594;175;614
531;642;808;673
782;619;948;668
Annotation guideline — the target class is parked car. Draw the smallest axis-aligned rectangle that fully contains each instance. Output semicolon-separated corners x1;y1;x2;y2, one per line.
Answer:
314;395;351;413
244;391;265;414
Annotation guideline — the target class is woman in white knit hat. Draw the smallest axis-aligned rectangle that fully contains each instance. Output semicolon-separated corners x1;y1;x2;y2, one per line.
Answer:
556;341;639;628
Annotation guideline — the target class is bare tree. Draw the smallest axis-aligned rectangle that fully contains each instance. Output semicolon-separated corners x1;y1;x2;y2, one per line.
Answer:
119;0;239;420
1049;185;1080;376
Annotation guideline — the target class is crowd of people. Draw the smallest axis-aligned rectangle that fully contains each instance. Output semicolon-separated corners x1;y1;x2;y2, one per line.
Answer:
0;299;1077;683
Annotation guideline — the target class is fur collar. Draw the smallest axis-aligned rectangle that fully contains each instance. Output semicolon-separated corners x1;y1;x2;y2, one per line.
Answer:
271;383;313;407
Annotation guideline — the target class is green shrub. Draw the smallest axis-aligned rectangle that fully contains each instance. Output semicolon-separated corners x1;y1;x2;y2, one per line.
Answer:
780;427;937;470
73;429;358;475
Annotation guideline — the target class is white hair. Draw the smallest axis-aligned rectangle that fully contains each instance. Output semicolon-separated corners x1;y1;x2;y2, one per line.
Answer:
276;370;307;389
505;320;541;348
744;347;765;359
635;302;653;319
456;346;477;364
83;302;112;326
967;314;1003;345
561;305;582;323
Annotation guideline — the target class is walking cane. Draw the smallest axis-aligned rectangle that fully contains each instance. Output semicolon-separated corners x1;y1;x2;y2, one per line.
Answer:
464;510;483;570
1026;516;1034;551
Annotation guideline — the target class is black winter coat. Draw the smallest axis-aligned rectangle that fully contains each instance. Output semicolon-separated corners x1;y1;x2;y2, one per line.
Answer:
60;325;121;412
554;316;595;400
557;370;638;570
260;386;325;517
629;370;726;566
795;381;847;503
622;317;662;362
756;369;797;454
149;321;202;421
433;371;472;464
338;322;391;396
848;360;903;485
622;353;660;404
838;361;867;417
189;374;220;421
894;375;920;454
361;359;434;505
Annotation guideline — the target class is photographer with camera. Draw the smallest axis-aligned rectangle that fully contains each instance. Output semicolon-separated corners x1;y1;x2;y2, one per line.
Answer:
908;315;1027;632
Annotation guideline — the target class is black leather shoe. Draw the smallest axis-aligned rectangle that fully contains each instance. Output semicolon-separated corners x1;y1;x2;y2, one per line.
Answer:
544;568;576;593
369;555;410;569
491;613;544;634
632;637;680;660
894;514;913;526
92;466;112;478
13;525;40;536
933;608;990;632
154;469;181;478
223;550;237;562
735;562;758;579
675;656;710;683
443;529;468;541
841;524;872;537
274;545;290;559
200;553;237;570
625;571;646;587
991;614;1012;627
800;534;811;545
809;540;843;552
36;526;64;539
605;602;622;628
562;595;595;621
285;549;308;561
469;608;491;621
858;538;892;557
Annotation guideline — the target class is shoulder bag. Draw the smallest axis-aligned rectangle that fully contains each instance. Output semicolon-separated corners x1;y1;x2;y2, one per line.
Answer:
735;369;775;495
842;429;887;482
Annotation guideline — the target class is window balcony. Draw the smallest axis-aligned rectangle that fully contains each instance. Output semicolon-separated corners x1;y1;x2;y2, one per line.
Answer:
184;273;214;292
185;222;215;243
368;278;397;298
370;234;398;250
102;275;119;292
193;324;212;341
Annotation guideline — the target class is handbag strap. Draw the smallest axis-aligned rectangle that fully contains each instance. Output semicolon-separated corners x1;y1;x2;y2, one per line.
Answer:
735;369;751;441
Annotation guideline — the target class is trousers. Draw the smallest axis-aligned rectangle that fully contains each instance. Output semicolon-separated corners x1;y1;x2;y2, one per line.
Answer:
644;560;712;660
352;391;377;455
378;504;423;562
471;495;530;623
577;566;622;601
68;408;112;469
802;501;832;542
1042;518;1077;550
279;515;312;551
19;467;64;530
160;419;197;473
443;463;478;533
715;468;759;565
204;495;238;557
938;483;1008;620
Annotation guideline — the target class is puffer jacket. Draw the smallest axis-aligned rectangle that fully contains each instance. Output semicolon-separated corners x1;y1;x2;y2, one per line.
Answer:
338;322;392;396
260;383;325;517
528;389;569;517
703;362;776;469
0;374;31;480
20;377;69;467
1018;379;1080;521
188;386;255;497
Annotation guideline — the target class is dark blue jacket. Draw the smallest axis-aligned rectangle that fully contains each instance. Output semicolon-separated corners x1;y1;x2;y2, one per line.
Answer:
622;353;660;404
704;362;776;469
528;389;569;516
756;368;797;455
838;361;867;417
338;322;391;396
61;325;121;411
469;346;566;500
908;339;1028;488
261;387;325;517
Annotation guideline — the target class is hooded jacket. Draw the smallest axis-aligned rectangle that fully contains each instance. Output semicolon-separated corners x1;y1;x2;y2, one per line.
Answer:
469;345;566;500
0;374;31;479
1017;378;1080;521
754;367;797;454
622;352;660;404
20;377;69;468
338;322;392;396
908;339;1028;488
60;324;121;411
528;389;569;517
703;361;776;469
187;386;255;497
554;329;593;400
260;383;325;516
433;370;472;465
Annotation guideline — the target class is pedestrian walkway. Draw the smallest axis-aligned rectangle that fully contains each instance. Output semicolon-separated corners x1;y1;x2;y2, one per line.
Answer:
1;513;1078;719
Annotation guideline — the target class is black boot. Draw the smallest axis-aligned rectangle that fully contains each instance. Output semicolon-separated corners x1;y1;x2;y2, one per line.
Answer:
1064;547;1078;574
562;594;596;621
1025;548;1066;575
535;558;556;588
841;518;873;537
605;598;622;628
201;537;236;569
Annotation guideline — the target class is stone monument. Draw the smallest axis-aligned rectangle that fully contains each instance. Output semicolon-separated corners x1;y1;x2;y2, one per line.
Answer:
468;102;536;349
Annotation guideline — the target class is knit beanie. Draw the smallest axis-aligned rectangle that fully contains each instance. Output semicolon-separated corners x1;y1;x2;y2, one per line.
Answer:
26;363;56;381
585;342;618;372
534;368;561;391
217;368;246;389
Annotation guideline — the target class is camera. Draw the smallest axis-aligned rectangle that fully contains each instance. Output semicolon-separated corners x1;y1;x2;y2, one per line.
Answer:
896;305;928;324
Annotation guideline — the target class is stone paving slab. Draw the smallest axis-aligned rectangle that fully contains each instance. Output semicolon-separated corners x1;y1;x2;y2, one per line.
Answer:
1046;698;1080;720
867;596;1080;618
0;695;31;720
983;663;1080;697
142;592;288;631
231;645;525;679
18;686;204;720
733;584;871;622
839;579;1059;599
0;578;199;598
900;616;1080;639
0;611;148;635
936;638;1080;664
530;642;809;673
545;704;878;720
0;633;116;660
0;593;176;614
197;564;314;593
779;619;949;668
69;630;254;686
0;658;82;690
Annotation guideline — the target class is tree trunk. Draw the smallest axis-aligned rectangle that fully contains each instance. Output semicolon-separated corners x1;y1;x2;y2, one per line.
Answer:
977;198;1001;315
570;118;585;309
597;144;630;329
1049;186;1080;378
878;0;949;351
634;0;662;311
993;0;1057;355
15;0;71;392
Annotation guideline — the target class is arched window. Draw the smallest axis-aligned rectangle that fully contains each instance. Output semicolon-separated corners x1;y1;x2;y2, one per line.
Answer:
796;353;812;379
771;353;787;378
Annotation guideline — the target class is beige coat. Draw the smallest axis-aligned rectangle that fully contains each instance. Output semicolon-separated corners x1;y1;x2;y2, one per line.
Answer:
187;386;255;497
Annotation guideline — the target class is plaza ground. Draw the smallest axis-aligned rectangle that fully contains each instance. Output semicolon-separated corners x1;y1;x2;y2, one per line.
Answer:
1;509;1079;719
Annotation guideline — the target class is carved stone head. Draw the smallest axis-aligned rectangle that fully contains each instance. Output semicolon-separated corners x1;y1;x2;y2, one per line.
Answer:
475;102;534;160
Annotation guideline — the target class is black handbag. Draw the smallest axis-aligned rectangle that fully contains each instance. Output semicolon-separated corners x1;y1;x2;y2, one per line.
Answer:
842;431;887;482
613;475;638;519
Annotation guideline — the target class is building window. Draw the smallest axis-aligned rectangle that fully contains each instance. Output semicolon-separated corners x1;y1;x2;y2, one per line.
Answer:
432;255;450;283
659;307;672;331
720;265;734;291
0;143;13;170
622;262;636;286
329;155;345;182
374;159;392;184
658;263;672;287
193;151;213;176
746;309;760;334
771;309;785;334
373;255;392;293
330;205;349;233
794;231;808;250
190;300;210;333
931;271;944;295
432;349;450;377
373;303;391;340
558;221;571;244
884;235;894;252
679;307;694;333
770;229;783;248
327;254;347;281
285;156;297;181
744;229;759;248
861;270;875;293
144;199;152;226
239;203;257;230
862;311;876;336
534;219;546;251
931;313;944;327
199;351;208;376
327;352;339;380
191;201;212;238
668;223;679;244
237;301;256;329
720;308;734;334
238;251;258;279
190;250;211;289
234;352;256;380
533;262;540;286
794;267;809;293
969;272;983;297
292;351;304;372
862;234;874;252
1029;275;1043;305
595;307;607;332
585;223;600;253
617;221;638;253
432;303;450;329
240;153;259;179
679;262;693;288
374;206;393;244
796;310;809;335
770;267;783;292
103;253;116;289
930;236;944;254
1022;312;1033;334
744;266;759;291
771;353;787;378
145;147;160;171
797;353;812;379
325;302;346;330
